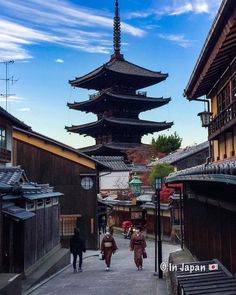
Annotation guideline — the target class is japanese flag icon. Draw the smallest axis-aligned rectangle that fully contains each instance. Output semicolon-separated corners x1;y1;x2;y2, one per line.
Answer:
209;264;218;271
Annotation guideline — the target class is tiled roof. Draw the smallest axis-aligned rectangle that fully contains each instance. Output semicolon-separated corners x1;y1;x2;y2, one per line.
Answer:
149;141;209;166
0;167;63;220
67;117;173;133
165;158;236;184
92;156;130;171
0;106;30;130
70;58;168;88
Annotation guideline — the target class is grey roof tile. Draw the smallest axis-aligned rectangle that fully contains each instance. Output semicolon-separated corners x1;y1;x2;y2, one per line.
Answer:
150;141;209;166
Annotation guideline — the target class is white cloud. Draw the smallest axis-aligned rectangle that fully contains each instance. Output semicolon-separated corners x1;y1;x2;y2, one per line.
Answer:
158;33;193;48
127;0;221;19
0;95;24;102
17;107;30;112
55;58;64;63
0;0;145;61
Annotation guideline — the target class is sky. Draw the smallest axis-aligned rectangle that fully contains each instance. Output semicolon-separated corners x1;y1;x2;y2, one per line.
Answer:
0;0;222;149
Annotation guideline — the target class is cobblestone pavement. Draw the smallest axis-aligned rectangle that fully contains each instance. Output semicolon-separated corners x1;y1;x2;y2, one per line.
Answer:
29;235;180;295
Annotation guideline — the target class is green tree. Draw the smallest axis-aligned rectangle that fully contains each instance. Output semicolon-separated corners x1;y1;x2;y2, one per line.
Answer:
152;132;182;153
149;163;175;186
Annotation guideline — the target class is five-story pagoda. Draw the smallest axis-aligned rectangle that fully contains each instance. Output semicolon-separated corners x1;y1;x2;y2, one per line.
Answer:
66;0;173;156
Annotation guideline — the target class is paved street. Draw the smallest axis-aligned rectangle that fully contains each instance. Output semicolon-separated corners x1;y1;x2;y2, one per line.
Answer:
29;235;180;295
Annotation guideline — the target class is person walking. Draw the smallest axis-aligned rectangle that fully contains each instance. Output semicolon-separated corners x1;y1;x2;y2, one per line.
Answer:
70;228;86;273
130;227;147;270
101;231;118;271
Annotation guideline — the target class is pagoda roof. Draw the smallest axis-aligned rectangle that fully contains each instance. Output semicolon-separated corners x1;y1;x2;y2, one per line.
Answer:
67;91;171;113
79;142;141;156
69;57;168;91
66;117;173;136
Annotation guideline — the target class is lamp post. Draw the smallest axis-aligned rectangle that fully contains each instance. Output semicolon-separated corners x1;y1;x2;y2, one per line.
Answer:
153;177;163;278
129;174;142;197
197;111;212;127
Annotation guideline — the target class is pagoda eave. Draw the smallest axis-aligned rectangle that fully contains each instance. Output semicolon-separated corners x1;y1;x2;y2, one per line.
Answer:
67;94;171;113
65;119;173;136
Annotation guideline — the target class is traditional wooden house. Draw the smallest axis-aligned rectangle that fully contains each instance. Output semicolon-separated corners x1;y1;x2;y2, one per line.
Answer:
166;0;236;274
93;156;130;194
149;141;209;171
13;127;107;249
1;167;63;274
66;0;173;156
0;106;30;281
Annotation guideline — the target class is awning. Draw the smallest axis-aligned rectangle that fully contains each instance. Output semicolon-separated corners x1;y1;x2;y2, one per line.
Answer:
3;206;35;220
23;192;63;200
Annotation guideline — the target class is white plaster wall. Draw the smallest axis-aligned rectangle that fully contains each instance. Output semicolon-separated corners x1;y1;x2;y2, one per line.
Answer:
99;171;129;190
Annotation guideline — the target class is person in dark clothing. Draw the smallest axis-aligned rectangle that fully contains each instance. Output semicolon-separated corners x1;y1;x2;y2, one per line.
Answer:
70;228;86;273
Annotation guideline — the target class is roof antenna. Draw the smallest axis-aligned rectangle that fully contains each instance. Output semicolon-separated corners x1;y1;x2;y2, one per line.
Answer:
112;0;123;60
0;60;17;111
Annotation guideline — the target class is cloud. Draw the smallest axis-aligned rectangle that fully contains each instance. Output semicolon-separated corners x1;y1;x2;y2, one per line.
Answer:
0;95;24;102
127;0;221;19
17;107;30;112
55;58;64;63
158;33;193;48
0;0;145;61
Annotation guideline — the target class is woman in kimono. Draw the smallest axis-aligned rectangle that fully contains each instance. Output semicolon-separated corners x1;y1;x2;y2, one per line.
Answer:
101;231;118;271
130;227;147;270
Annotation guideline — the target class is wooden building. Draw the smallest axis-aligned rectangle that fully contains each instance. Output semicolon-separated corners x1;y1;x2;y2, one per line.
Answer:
13;127;107;249
149;141;209;171
1;167;63;273
166;0;236;273
0;106;30;274
66;0;173;156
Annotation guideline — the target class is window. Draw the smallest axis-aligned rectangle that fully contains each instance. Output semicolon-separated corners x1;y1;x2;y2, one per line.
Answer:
81;176;94;190
0;127;6;148
45;197;52;207
232;74;236;100
26;201;35;211
52;197;58;205
217;83;230;112
36;198;44;209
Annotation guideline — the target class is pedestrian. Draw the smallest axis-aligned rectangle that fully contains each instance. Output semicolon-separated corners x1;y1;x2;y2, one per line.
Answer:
70;228;86;273
101;216;107;234
101;231;118;271
107;215;115;235
130;227;147;270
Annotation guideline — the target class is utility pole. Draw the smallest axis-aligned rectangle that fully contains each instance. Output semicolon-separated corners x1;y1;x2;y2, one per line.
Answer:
0;60;16;111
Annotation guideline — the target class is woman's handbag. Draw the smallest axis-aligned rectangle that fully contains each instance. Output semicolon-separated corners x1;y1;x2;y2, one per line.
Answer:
143;251;147;259
99;252;105;260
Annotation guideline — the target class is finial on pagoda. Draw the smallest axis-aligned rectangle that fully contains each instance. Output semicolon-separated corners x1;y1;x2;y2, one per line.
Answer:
112;0;124;60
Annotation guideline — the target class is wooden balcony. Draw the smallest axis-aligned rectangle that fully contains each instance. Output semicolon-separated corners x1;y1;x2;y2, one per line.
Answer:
209;100;236;140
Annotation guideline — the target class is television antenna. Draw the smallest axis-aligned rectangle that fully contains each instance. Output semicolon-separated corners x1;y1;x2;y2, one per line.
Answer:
0;60;18;111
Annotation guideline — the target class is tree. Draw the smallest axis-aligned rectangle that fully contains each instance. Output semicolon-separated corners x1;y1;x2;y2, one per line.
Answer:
152;132;182;154
149;163;175;186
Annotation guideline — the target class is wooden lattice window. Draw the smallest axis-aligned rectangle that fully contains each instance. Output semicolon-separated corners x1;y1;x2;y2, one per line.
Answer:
60;215;81;236
232;74;236;100
217;83;230;112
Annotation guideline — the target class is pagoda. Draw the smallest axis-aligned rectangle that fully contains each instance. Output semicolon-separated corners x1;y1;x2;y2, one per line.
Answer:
66;0;173;156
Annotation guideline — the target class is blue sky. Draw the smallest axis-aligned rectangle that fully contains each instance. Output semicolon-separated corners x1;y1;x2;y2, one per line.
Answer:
0;0;222;149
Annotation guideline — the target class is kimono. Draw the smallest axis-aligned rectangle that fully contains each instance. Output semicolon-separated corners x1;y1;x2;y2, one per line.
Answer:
101;234;118;267
130;233;146;269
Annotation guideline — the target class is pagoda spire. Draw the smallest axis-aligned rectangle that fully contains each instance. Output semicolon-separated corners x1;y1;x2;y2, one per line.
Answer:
113;0;123;59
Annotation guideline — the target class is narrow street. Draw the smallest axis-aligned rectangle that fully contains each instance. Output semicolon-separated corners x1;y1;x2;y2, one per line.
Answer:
28;235;180;295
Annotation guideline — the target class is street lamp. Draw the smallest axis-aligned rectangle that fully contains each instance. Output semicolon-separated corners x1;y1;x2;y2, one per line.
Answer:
129;174;142;197
197;111;212;127
153;176;163;278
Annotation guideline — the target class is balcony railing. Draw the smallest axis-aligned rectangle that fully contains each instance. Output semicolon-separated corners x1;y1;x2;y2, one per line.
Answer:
0;146;11;163
209;99;236;138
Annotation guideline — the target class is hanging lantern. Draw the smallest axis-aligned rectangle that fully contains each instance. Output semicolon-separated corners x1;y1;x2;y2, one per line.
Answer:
197;111;212;127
